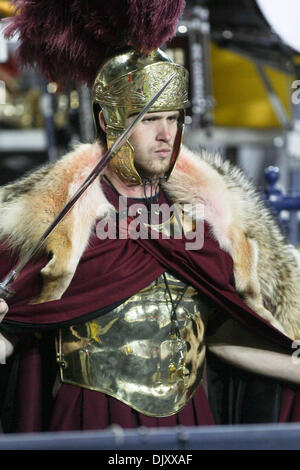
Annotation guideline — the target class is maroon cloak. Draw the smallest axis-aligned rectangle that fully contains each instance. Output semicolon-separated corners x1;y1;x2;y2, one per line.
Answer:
0;181;299;431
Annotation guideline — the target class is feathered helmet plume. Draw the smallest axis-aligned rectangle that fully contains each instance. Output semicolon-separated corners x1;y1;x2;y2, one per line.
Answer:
4;0;186;86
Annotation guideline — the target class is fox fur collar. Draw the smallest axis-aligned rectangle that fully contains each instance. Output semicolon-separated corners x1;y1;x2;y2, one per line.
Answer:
0;141;300;339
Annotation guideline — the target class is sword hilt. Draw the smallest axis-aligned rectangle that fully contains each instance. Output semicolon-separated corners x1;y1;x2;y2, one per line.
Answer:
0;283;15;301
0;270;17;301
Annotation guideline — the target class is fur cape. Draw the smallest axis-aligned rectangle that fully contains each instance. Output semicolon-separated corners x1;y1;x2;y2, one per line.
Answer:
0;142;300;340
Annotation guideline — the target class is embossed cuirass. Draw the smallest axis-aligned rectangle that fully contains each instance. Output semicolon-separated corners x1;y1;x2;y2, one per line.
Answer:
57;273;209;417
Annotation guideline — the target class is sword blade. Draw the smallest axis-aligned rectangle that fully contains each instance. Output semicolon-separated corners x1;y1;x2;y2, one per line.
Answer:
0;72;176;299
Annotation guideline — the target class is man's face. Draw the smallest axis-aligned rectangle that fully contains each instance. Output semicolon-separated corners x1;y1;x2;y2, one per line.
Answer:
125;110;180;178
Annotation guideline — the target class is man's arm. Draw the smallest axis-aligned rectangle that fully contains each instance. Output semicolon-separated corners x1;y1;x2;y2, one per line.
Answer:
0;299;15;363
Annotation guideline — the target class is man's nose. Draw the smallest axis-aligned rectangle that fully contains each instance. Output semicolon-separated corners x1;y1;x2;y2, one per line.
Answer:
157;121;172;141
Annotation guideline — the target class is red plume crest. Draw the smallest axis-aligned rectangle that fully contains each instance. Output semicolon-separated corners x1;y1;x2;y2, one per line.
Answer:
4;0;186;86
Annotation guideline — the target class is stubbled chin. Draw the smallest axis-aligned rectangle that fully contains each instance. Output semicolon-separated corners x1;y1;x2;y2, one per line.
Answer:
136;160;170;178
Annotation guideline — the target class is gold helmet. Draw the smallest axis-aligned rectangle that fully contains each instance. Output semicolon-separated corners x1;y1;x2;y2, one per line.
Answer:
92;48;189;186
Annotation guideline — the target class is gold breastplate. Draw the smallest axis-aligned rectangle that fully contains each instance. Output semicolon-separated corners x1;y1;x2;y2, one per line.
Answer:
57;273;209;417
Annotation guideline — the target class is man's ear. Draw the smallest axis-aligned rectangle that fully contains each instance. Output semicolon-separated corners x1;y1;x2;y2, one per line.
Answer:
98;111;107;133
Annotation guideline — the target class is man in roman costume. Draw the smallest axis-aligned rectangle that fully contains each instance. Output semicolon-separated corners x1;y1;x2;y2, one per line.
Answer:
0;0;299;432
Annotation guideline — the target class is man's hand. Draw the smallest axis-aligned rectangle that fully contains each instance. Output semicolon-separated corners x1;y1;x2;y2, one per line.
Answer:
0;299;16;363
0;298;8;318
0;331;15;363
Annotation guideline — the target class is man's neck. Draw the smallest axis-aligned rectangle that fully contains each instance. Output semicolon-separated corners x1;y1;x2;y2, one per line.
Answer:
104;167;160;199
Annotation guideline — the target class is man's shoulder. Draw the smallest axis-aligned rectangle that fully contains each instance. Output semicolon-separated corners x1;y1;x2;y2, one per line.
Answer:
0;141;105;196
56;140;104;167
175;145;254;190
167;145;259;205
